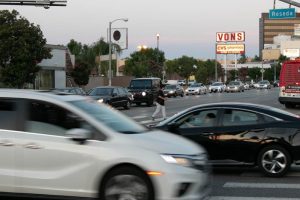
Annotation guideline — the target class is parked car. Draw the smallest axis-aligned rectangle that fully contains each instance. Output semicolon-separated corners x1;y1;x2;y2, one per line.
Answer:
128;77;161;106
155;102;300;177
163;84;184;97
0;89;210;200
257;80;272;89
87;86;131;109
51;87;86;95
177;79;186;86
226;81;244;92
208;82;226;93
185;83;207;95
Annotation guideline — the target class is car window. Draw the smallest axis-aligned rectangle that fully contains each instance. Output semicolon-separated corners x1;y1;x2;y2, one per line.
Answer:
222;109;262;126
25;100;94;137
118;87;126;95
0;100;18;131
177;109;218;128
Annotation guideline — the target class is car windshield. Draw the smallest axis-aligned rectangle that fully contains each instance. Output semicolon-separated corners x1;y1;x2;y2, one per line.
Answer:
165;85;176;89
129;80;152;89
88;88;113;96
190;84;200;87
229;81;240;85
70;100;148;134
212;82;222;86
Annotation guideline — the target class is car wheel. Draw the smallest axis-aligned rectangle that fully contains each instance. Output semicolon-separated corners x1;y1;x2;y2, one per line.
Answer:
257;145;291;177
100;167;154;200
285;103;296;108
147;99;153;107
124;100;131;110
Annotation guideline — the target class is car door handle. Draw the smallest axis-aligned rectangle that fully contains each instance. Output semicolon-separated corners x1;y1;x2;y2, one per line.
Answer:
24;143;42;149
202;132;214;136
0;140;14;146
251;129;265;132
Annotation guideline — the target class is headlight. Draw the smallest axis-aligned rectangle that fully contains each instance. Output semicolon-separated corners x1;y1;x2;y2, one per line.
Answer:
142;91;146;96
169;90;174;93
161;154;208;170
161;154;193;167
97;99;104;103
185;89;188;92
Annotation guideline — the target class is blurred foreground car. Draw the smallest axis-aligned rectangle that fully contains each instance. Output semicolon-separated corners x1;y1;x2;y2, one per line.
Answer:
88;86;131;109
226;81;244;92
51;87;86;95
257;80;271;89
208;82;225;93
163;84;184;97
155;102;300;177
185;83;207;95
0;89;210;200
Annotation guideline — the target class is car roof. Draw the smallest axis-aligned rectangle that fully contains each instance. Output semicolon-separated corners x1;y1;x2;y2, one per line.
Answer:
0;89;85;102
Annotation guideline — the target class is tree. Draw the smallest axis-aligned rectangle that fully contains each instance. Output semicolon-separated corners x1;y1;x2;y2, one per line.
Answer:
71;60;90;86
0;10;51;88
252;55;261;62
124;48;165;78
238;54;247;64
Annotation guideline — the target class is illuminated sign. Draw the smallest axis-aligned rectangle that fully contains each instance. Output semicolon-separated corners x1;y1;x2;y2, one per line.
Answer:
216;32;245;42
216;44;245;54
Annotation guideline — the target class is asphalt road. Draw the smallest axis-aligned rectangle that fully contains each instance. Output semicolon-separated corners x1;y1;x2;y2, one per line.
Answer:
120;87;300;200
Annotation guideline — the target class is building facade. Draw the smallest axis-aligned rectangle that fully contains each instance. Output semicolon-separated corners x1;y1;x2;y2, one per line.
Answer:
35;45;75;89
259;13;300;57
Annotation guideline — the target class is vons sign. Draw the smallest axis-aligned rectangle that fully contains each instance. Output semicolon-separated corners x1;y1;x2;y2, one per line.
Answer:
216;31;245;42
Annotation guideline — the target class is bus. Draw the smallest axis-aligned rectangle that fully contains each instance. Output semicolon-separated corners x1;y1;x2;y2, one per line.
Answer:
278;60;300;108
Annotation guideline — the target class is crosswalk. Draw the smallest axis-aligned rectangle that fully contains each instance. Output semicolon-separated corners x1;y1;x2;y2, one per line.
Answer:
206;179;300;200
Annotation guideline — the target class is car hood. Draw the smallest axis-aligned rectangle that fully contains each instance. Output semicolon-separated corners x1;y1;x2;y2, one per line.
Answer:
164;89;175;92
210;85;221;88
128;129;204;154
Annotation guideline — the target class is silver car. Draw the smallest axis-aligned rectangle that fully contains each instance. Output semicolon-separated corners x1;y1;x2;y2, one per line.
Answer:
163;84;184;97
185;83;207;95
226;81;245;92
257;80;271;89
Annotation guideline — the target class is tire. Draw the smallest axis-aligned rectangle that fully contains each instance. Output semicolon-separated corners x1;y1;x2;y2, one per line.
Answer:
257;145;291;177
147;99;153;107
100;167;154;200
124;100;131;110
285;103;295;109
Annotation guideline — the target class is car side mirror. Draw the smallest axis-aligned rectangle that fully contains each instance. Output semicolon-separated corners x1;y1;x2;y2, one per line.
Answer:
66;128;91;144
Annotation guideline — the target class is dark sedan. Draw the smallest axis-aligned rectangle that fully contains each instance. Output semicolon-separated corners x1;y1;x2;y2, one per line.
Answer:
87;86;131;109
155;102;300;177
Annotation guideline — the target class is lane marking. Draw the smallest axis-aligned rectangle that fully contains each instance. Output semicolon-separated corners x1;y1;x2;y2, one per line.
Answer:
132;115;148;119
207;197;299;200
224;182;300;189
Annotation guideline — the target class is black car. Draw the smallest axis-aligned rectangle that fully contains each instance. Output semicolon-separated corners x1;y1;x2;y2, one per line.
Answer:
87;86;131;109
128;78;161;106
155;102;300;177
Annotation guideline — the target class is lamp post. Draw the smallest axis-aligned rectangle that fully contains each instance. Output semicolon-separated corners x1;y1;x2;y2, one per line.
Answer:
156;33;164;82
108;18;128;86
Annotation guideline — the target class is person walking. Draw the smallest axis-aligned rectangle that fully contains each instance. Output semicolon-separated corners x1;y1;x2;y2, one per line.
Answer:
152;84;166;121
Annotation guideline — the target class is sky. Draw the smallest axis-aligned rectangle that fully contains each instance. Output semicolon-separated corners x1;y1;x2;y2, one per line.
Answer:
1;0;291;60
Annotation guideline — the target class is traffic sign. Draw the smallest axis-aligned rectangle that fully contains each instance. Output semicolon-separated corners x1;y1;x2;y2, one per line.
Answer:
269;8;296;19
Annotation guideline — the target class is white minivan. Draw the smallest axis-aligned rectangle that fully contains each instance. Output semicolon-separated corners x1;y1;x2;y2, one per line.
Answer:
0;90;210;200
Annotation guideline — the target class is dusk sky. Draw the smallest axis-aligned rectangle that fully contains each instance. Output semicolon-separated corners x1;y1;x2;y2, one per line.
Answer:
1;0;292;59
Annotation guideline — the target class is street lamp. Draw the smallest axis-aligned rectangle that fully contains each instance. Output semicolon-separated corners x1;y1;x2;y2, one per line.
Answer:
108;18;128;86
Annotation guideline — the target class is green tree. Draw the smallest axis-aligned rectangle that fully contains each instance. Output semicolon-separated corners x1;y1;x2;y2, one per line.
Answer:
0;10;51;88
124;48;165;78
71;60;90;86
252;55;261;62
238;54;247;64
248;67;261;82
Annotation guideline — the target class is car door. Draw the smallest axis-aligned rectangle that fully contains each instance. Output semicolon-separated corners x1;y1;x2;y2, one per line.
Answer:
167;109;222;159
118;87;128;107
216;108;268;163
110;88;121;107
14;99;100;196
0;99;23;193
